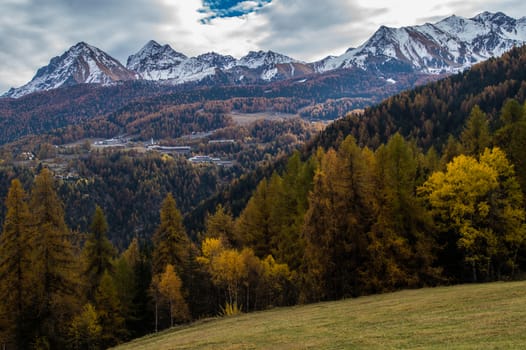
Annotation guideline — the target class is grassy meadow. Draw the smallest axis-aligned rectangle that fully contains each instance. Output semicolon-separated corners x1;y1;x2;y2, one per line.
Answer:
113;281;526;349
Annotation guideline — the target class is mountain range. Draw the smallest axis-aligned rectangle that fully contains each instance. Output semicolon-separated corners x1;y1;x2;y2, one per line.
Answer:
3;11;526;99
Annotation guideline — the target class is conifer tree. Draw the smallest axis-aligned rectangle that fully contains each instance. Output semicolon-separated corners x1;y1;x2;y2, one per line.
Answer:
95;270;127;347
271;151;314;270
235;178;272;257
68;303;102;350
112;255;136;327
494;99;526;192
0;179;31;348
460;105;491;156
157;264;190;327
302;137;376;300
119;238;151;337
368;134;436;292
302;148;347;301
29;168;79;347
204;204;235;244
151;193;190;276
151;194;191;331
439;135;463;169
83;205;116;301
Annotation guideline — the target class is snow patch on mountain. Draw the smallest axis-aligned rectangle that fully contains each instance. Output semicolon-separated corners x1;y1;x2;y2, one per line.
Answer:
261;67;278;81
126;40;188;80
237;50;298;69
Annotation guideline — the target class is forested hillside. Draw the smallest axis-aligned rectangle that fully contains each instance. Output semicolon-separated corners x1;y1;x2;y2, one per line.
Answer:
2;46;526;349
0;114;317;249
0;67;436;147
189;45;526;227
314;45;526;152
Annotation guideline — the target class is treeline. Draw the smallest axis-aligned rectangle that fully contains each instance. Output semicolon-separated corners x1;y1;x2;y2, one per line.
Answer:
0;152;217;251
11;97;315;148
187;46;526;230
299;98;361;120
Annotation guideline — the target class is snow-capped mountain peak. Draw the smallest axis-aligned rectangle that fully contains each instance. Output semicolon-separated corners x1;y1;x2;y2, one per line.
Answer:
237;50;298;69
3;41;137;98
126;41;188;80
316;11;526;75
473;11;514;25
196;52;237;70
4;11;526;99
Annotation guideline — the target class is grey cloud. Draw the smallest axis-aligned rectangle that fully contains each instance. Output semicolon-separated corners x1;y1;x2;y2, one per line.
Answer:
0;0;173;92
429;0;526;18
252;0;387;61
2;0;526;94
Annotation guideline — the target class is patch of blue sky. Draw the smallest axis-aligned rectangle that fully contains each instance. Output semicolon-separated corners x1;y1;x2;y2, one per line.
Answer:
199;0;272;22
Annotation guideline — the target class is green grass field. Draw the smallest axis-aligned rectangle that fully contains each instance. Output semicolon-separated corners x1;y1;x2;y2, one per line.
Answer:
113;281;526;349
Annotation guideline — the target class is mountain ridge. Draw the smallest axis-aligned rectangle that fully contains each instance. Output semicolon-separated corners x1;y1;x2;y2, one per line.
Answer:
3;11;526;98
4;42;138;98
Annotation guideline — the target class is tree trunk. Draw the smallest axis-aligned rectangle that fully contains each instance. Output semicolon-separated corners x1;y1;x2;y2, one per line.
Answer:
155;299;158;333
170;300;173;328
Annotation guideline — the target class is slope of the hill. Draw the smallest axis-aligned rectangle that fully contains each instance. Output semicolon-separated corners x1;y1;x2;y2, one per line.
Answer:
312;44;526;152
113;281;526;349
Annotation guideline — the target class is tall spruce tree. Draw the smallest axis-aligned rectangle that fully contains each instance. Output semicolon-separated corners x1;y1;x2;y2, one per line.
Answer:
95;270;127;347
29;168;79;348
270;151;314;270
83;205;116;301
367;134;437;292
234;178;272;257
494;100;526;192
119;238;152;338
151;193;190;276
0;179;31;348
460;105;491;156
151;193;191;332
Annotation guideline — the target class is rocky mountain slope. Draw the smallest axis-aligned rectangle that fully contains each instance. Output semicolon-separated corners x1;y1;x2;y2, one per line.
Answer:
4;42;138;98
316;11;526;74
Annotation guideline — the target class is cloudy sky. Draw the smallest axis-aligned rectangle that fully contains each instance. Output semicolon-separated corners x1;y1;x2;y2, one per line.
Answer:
1;0;526;93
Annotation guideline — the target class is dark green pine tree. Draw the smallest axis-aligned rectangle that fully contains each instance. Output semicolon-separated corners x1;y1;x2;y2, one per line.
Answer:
271;151;314;271
460;105;491;156
152;193;190;276
367;134;437;292
234;178;272;258
95;270;127;347
494;99;526;192
83;205;116;301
